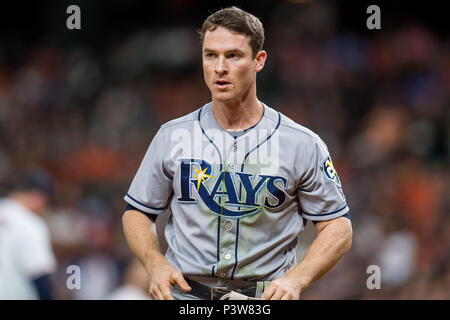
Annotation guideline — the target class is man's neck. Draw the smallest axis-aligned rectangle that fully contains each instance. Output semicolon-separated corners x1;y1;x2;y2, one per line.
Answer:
9;192;40;214
212;98;264;131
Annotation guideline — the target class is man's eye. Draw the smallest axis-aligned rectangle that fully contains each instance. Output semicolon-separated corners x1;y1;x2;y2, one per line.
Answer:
205;53;215;58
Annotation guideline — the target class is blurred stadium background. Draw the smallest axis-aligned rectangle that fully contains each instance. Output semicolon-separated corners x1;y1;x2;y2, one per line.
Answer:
0;0;448;299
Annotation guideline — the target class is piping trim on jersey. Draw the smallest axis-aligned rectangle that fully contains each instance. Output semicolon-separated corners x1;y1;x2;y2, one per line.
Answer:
230;112;281;279
241;111;282;170
125;193;168;210
302;204;348;217
230;218;240;279
198;107;224;265
198;107;223;168
216;216;221;263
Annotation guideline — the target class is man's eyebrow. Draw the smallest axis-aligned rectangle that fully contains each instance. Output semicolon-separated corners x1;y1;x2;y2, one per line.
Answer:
203;48;246;54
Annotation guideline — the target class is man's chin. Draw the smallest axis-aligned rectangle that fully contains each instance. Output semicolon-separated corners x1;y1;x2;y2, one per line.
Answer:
212;93;236;102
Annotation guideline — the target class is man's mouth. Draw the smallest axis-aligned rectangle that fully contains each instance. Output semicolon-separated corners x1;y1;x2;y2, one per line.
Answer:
215;80;231;88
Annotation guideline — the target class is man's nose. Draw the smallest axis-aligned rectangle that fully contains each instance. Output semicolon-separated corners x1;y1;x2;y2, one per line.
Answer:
215;56;228;74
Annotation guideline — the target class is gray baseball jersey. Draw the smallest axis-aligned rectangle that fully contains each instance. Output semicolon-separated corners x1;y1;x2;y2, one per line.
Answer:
124;101;349;282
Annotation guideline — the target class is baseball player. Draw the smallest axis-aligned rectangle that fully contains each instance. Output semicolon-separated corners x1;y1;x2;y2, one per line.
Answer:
0;169;57;299
122;6;352;300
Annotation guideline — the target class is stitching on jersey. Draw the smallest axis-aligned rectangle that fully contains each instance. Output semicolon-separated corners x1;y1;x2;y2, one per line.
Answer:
160;107;200;130
279;122;320;142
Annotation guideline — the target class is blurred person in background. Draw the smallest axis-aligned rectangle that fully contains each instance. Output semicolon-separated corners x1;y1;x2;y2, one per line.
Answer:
105;258;150;300
0;169;57;299
71;197;120;300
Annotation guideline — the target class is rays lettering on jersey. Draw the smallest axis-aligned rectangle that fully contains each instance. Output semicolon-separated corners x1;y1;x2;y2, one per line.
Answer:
177;158;287;219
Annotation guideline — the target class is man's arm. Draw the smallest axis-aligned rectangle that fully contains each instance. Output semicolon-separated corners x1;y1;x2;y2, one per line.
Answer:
122;209;191;300
261;216;353;300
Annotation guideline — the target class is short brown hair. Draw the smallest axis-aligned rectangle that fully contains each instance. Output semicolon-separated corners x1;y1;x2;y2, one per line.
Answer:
199;6;265;58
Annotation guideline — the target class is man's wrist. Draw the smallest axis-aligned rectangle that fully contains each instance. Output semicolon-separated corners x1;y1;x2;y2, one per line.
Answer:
285;267;312;292
143;251;167;273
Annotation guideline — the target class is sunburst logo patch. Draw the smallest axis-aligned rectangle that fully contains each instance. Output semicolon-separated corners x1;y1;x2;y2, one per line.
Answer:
323;156;341;187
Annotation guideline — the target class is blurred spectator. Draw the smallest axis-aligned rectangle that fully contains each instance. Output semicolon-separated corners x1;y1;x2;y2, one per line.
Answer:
105;258;150;300
377;230;418;289
71;253;119;300
0;169;57;299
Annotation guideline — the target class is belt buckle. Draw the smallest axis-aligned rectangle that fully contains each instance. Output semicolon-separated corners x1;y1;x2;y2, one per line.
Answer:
210;287;229;300
211;287;258;300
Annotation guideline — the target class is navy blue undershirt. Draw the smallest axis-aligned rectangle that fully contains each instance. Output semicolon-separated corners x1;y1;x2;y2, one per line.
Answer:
125;204;158;221
32;274;53;300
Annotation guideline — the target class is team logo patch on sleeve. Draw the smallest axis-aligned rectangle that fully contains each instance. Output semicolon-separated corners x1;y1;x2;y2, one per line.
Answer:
323;156;341;187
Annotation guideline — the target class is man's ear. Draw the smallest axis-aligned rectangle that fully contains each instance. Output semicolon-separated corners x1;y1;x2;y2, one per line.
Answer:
255;50;267;72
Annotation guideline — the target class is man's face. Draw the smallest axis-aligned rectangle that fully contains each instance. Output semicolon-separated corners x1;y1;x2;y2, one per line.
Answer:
202;26;266;102
29;190;50;214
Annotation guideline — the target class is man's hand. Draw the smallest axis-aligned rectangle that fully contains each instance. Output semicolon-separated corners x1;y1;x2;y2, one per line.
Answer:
260;273;302;300
261;217;352;300
147;258;192;300
122;210;192;300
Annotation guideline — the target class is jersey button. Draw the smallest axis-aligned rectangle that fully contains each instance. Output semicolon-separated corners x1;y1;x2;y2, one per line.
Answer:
224;253;231;260
225;221;232;230
219;272;227;278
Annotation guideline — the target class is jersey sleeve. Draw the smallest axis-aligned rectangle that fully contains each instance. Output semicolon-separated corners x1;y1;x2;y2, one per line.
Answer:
124;127;173;215
19;222;57;279
297;136;349;221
